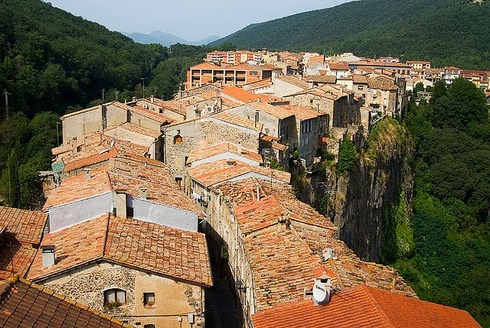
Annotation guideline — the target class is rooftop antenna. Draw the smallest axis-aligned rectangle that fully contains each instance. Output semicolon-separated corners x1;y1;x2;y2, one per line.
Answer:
3;89;11;119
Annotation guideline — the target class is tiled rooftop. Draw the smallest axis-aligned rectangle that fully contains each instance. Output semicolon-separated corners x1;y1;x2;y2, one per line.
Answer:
212;178;415;310
0;278;125;328
243;102;294;120
328;61;350;71
187;142;263;166
129;104;173;124
252;284;481;328
211;111;263;131
221;86;280;104
0;206;47;244
0;243;37;280
188;159;291;188
45;156;200;214
304;75;337;83
280;105;324;121
28;214;213;287
43;167;113;209
106;122;162;138
276;76;310;89
367;75;399;91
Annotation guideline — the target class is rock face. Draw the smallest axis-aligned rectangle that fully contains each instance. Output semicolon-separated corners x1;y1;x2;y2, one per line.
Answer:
292;119;414;263
332;119;414;262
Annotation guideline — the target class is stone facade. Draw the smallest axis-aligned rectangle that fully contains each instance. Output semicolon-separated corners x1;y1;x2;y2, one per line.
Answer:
40;262;205;328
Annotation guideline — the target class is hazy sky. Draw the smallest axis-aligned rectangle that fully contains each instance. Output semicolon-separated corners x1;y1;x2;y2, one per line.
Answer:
47;0;352;41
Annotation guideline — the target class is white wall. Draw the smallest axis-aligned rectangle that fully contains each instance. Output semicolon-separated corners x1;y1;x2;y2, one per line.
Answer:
48;192;113;232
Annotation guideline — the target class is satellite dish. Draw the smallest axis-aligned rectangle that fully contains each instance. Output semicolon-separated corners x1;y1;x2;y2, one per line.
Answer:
313;277;332;305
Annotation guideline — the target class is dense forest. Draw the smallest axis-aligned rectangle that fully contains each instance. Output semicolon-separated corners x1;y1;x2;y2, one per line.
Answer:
0;0;213;208
211;0;490;69
390;79;490;327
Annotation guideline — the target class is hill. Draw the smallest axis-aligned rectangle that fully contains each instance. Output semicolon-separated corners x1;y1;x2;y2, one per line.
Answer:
211;0;490;69
124;31;220;47
0;0;167;116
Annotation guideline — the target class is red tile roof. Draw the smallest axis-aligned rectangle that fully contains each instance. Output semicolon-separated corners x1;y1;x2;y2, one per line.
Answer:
0;278;125;328
188;159;291;188
244;101;294;120
213;178;415;310
0;244;37;280
28;215;212;287
45;156;200;214
187;142;263;166
211;111;263;131
221;86;280;104
0;206;47;244
252;284;481;328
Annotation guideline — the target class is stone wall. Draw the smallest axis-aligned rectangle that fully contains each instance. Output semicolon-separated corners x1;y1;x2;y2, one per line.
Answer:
41;262;205;328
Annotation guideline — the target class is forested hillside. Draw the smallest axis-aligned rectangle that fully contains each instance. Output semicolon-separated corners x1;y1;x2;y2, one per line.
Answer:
0;0;210;208
395;79;490;327
211;0;490;69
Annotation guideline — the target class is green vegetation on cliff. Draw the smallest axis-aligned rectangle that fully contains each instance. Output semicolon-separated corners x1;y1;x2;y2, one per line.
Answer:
212;0;490;69
395;78;490;327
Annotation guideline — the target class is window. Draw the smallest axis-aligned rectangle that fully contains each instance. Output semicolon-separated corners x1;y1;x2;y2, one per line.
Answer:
144;325;155;328
143;292;155;307
104;288;126;307
173;134;183;144
126;206;134;218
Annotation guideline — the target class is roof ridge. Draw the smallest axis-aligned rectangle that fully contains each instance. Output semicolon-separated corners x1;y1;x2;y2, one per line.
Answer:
361;284;397;328
102;213;112;258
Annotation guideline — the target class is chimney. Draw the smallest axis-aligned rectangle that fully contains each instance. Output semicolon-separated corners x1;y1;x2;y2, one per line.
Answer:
130;167;139;177
308;80;313;89
150;95;154;103
254;110;260;128
322;248;337;261
140;188;148;200
84;169;92;180
277;214;291;232
41;245;55;268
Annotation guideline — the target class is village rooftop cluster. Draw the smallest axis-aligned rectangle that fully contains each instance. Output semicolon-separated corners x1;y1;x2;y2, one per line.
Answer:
0;49;485;328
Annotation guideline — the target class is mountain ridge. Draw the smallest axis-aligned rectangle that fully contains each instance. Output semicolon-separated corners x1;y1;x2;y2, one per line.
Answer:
124;30;220;46
210;0;490;69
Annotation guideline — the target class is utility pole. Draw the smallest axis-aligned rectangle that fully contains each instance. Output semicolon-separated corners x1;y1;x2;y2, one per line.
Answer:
115;90;119;101
140;78;147;99
56;121;61;146
102;88;105;102
3;89;11;120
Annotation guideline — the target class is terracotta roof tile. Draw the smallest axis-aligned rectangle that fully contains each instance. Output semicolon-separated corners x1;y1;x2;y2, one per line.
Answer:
367;76;398;91
27;215;212;287
129;105;173;124
252;284;480;328
213;178;415;311
0;206;47;244
328;61;350;71
106;122;162;139
244;102;294;120
0;279;125;327
279;105;324;121
188;159;290;188
187;142;263;166
305;75;337;83
211;111;262;131
276;76;310;89
46;156;200;214
43;167;113;210
0;243;37;280
221;86;280;104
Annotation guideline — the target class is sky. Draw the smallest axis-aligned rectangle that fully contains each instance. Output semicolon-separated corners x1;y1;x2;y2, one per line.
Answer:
47;0;352;41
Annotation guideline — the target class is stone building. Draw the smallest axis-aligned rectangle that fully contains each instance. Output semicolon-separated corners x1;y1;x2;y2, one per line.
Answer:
163;111;262;181
205;178;415;327
28;214;212;328
60;101;172;161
